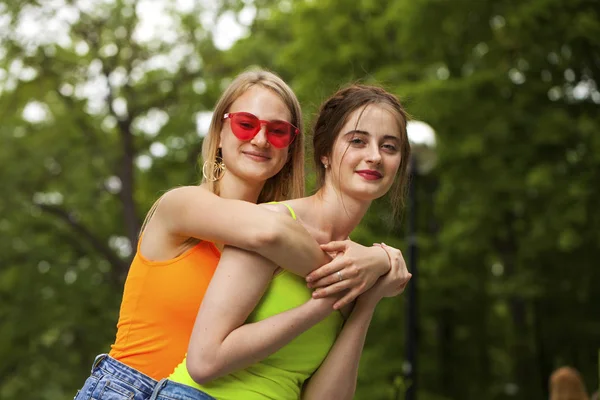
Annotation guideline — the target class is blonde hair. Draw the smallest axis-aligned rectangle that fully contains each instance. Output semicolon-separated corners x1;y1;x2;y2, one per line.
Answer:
202;69;305;203
140;69;304;236
550;366;590;400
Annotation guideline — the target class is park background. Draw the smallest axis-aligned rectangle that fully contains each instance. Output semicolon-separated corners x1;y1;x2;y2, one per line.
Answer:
1;0;599;399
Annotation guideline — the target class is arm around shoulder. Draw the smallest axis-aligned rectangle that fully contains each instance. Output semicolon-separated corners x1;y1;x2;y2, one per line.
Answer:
256;202;332;277
155;186;289;251
156;186;329;276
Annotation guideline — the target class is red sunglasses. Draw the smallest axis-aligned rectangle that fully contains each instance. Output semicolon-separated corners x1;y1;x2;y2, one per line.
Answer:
224;112;299;149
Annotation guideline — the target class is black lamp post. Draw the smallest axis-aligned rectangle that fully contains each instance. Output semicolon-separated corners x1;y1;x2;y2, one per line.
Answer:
404;121;437;400
404;155;418;400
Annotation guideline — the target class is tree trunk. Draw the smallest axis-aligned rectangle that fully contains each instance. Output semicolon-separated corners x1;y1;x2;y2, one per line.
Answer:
118;117;139;270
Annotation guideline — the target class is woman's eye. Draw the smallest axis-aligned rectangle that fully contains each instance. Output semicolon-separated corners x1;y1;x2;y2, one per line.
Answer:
382;144;397;151
350;138;365;145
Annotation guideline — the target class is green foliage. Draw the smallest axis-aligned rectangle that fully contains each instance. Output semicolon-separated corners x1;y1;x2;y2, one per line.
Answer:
1;0;599;399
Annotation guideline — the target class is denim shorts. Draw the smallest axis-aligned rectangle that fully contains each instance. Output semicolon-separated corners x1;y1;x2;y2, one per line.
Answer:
149;379;215;400
74;354;158;400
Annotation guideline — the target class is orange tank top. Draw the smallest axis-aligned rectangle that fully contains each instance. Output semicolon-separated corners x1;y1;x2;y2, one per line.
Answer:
109;239;221;380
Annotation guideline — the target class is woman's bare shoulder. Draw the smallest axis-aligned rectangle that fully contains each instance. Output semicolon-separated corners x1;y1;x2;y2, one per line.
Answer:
258;201;297;218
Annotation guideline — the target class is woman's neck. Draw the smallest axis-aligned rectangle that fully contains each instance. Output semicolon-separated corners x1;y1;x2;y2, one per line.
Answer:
299;186;371;242
217;173;265;203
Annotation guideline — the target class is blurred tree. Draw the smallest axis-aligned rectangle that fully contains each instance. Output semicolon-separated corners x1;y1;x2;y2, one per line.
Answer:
0;0;233;397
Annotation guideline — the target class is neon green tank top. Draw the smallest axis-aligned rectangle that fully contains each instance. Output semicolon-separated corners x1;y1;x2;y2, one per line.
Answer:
169;203;344;399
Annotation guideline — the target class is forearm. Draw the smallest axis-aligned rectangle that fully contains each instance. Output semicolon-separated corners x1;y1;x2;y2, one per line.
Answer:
257;214;330;277
160;188;327;276
189;297;335;383
302;299;377;400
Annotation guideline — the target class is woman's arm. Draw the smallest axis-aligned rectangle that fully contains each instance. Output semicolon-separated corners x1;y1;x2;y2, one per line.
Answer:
154;186;329;277
186;244;338;384
301;243;412;400
156;188;393;306
301;298;376;400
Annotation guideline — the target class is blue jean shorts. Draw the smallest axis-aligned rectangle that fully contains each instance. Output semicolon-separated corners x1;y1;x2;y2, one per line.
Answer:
149;379;215;400
74;354;157;400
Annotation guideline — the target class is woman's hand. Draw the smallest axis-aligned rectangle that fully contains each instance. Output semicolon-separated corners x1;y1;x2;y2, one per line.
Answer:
306;240;393;309
358;243;411;306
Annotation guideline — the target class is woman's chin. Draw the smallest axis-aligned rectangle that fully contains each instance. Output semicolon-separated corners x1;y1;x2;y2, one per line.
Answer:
242;164;285;181
235;169;280;185
345;187;390;202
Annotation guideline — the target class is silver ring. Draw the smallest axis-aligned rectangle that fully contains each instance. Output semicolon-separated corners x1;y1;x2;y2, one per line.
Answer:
337;271;343;282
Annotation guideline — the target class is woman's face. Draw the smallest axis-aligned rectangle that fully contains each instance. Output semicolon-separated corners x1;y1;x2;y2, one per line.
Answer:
325;104;402;202
219;86;293;185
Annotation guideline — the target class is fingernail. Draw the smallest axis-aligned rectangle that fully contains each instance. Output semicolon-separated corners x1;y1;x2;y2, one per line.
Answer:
306;283;313;288
381;242;387;246
306;276;313;283
312;291;319;298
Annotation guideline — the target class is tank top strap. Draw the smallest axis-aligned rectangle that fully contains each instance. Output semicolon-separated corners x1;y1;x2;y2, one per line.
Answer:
267;201;297;221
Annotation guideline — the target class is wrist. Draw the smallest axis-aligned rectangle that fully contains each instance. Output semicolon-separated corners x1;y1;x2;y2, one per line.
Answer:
354;296;378;315
307;297;336;317
356;292;379;310
374;244;392;274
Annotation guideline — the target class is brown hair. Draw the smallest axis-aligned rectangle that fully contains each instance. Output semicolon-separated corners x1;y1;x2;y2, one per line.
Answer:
549;366;590;400
201;68;304;203
312;84;411;216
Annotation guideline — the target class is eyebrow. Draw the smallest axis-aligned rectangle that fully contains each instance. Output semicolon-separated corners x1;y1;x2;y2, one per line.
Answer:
345;129;401;142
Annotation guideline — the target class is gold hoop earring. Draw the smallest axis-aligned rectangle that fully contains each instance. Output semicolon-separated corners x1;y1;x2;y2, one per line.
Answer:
202;157;226;182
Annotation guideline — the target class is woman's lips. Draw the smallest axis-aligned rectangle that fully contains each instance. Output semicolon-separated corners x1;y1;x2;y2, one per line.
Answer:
242;151;271;162
355;170;383;180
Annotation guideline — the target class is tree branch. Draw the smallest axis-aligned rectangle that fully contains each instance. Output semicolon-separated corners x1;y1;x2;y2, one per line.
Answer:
128;70;205;119
37;204;127;274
